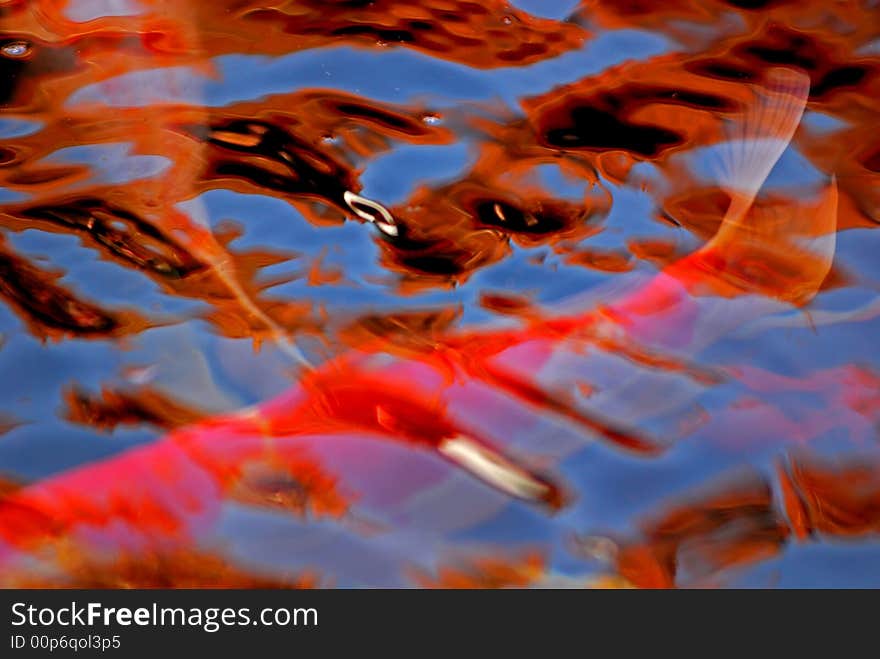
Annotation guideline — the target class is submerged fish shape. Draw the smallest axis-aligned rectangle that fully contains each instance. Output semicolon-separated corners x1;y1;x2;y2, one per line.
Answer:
0;68;842;586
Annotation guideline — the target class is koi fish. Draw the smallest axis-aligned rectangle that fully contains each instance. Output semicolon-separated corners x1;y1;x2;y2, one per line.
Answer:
0;62;841;586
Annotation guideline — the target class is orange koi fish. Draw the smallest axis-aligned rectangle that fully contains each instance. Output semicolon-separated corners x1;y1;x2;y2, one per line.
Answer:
0;63;841;585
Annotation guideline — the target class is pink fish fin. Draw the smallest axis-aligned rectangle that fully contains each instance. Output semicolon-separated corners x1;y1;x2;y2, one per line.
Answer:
715;67;811;225
255;430;554;542
688;69;838;306
601;71;812;337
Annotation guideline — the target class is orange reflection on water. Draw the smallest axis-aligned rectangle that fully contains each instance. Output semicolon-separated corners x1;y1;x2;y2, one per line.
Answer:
0;0;877;587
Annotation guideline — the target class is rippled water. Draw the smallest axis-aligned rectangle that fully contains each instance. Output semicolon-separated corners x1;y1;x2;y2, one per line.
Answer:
0;0;878;587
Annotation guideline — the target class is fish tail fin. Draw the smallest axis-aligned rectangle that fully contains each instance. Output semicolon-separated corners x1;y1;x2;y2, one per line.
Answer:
715;67;811;226
678;68;837;306
691;178;838;307
437;435;567;509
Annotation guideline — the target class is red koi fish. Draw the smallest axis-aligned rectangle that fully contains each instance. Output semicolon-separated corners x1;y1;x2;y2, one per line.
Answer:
0;67;838;585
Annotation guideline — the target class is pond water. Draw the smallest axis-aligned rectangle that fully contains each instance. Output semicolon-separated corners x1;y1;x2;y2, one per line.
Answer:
0;0;878;587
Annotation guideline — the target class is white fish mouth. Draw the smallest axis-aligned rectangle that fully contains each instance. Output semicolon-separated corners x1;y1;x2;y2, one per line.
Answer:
438;435;553;504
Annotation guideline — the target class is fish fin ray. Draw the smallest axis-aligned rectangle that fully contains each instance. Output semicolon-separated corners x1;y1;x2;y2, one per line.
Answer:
715;67;811;227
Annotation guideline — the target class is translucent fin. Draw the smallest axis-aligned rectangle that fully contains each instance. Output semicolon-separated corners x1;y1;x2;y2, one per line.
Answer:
798;175;839;296
739;284;880;336
170;199;312;369
693;69;837;306
715;68;811;226
705;176;838;306
126;324;242;412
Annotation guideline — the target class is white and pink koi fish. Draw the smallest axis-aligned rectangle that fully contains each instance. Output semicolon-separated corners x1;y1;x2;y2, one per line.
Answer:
0;55;839;585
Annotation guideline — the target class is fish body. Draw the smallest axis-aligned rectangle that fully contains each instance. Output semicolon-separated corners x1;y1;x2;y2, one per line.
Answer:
0;30;841;587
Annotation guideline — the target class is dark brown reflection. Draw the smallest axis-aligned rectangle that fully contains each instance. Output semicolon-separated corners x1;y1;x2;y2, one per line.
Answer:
0;235;151;340
611;454;880;588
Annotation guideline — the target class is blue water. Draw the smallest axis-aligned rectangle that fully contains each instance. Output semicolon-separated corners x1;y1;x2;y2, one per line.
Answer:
1;1;879;587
